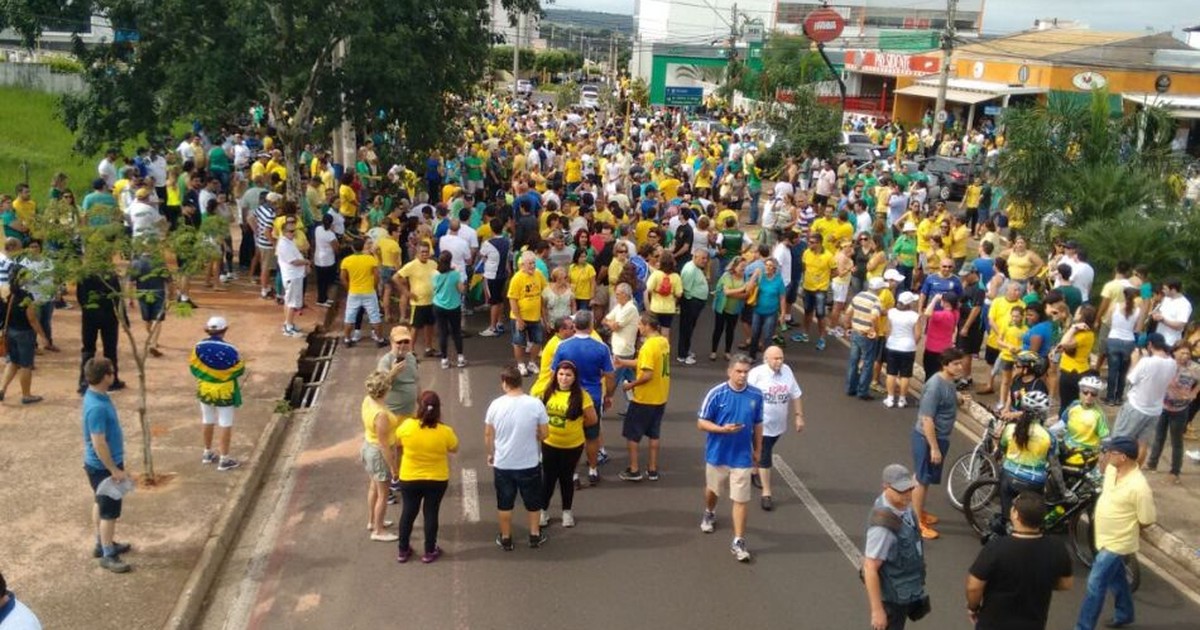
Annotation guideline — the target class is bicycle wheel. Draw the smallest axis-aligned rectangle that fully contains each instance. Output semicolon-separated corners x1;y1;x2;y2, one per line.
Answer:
1067;505;1096;568
962;478;1001;537
947;450;997;512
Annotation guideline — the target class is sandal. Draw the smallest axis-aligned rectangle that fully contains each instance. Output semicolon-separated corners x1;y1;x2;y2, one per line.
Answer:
21;395;43;405
45;344;60;353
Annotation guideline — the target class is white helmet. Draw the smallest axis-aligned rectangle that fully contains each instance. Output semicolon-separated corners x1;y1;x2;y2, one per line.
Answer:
1079;375;1106;394
1021;390;1052;414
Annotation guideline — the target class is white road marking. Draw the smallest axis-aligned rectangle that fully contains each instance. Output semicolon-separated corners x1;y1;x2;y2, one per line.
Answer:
461;467;480;523
458;369;472;408
774;454;864;569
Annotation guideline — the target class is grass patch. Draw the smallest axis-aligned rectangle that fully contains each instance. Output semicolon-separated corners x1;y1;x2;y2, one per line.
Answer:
0;86;96;198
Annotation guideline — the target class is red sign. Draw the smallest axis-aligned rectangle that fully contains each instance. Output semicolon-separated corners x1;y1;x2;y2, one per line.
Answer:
803;7;845;44
846;50;941;77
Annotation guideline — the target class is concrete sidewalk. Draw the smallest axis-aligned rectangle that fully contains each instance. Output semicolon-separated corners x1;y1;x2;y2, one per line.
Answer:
0;276;313;629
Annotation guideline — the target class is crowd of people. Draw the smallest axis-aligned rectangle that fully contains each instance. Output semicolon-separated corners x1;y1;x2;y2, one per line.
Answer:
2;90;1196;628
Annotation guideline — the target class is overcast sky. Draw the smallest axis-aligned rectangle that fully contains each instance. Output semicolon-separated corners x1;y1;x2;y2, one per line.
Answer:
549;0;1200;36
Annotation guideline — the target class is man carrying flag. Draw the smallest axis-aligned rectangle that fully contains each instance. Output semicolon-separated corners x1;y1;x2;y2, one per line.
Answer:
190;316;246;471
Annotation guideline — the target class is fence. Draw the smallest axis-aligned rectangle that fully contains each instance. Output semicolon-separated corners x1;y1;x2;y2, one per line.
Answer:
0;62;85;94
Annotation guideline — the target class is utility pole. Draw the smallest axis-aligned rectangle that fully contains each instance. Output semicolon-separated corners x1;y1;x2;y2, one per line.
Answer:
932;0;958;138
725;2;739;96
512;12;522;95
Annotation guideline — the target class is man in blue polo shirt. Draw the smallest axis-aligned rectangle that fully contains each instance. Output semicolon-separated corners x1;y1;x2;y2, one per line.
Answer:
81;357;133;573
697;354;765;562
918;258;963;313
552;311;615;485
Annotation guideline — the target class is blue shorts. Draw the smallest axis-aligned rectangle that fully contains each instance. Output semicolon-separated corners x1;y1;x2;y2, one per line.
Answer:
622;402;664;442
911;431;950;486
86;464;124;520
494;466;543;511
759;434;781;468
802;290;827;318
6;328;36;368
511;321;543;347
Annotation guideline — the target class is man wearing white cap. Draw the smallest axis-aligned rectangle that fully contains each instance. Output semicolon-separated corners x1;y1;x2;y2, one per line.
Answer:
189;316;246;471
862;463;928;630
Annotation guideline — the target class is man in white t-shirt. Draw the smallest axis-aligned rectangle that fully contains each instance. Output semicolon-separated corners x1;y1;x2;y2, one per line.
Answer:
1113;334;1178;463
1153;278;1192;347
485;365;550;551
274;218;308;337
605;283;641;406
1063;242;1094;302
745;346;804;512
438;219;472;275
127;189;164;239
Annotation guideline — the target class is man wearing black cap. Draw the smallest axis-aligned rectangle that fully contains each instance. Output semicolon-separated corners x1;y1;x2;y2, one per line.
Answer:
862;463;928;630
1075;436;1155;630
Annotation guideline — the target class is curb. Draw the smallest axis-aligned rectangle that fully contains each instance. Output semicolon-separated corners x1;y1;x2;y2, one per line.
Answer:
161;408;294;630
795;304;1200;581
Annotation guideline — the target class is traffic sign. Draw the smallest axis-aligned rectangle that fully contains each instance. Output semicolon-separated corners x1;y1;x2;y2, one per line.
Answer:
664;86;703;107
935;110;948;124
803;7;845;44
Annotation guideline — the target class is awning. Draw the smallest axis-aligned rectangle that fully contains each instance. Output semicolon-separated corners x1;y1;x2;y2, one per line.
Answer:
896;78;1047;106
1122;93;1200;120
894;84;997;105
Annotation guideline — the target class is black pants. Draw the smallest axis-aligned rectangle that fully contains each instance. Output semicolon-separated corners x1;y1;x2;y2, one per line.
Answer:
710;311;739;354
79;316;119;389
1059;370;1084;412
436;306;463;357
239;224;256;269
315;264;337;304
398;480;448;554
541;443;584;511
677;296;706;359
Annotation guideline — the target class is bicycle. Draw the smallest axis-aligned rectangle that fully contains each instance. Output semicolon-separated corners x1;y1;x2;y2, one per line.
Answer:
961;468;1141;592
946;405;1002;512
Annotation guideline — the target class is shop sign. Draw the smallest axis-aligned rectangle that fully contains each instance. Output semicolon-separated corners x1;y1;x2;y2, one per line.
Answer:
847;49;941;77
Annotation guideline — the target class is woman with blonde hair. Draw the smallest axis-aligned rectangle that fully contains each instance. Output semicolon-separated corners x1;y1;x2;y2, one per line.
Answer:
361;371;400;542
395;390;459;563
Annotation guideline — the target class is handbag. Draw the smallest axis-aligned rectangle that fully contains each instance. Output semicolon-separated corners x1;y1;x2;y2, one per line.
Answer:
0;290;15;357
745;278;759;307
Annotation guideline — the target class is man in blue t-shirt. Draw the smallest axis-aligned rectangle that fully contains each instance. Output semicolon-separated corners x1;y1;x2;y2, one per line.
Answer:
80;357;133;573
697;354;765;562
552;311;615;484
918;261;963;312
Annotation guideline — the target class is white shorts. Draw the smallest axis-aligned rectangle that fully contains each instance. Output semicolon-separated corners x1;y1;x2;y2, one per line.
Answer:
200;403;235;428
344;293;383;325
283;278;304;309
706;464;752;503
832;279;850;303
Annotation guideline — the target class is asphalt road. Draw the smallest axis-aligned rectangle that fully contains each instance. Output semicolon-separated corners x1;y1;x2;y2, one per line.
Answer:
200;308;1200;630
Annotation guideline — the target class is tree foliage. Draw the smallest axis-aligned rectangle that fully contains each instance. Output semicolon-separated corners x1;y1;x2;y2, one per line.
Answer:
744;32;828;106
997;88;1179;237
762;86;841;168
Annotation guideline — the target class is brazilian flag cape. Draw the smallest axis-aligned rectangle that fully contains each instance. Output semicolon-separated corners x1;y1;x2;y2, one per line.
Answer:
190;337;246;407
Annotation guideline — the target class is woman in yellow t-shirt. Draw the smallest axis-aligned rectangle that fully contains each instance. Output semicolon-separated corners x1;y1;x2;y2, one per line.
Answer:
361;372;401;542
568;248;596;312
539;360;597;527
394;390;459;563
337;172;359;219
1055;305;1097;411
645;252;683;334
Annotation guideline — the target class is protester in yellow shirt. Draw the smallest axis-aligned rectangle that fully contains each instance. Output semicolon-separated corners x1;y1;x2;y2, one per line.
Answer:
507;251;547;376
616;314;670;479
800;236;836;348
393;390;459;561
338;173;358;219
538;360;597;525
949;214;971;268
395;243;438;353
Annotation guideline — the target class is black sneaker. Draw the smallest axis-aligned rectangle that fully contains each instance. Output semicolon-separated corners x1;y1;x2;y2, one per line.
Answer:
93;542;132;558
646;470;660;481
99;555;131;573
109;380;127;391
618;468;644;482
751;472;762;489
529;532;548;548
761;496;775;511
588;471;600;486
495;534;514;551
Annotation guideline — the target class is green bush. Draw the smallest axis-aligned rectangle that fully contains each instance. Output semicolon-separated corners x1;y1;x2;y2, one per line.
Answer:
44;57;85;75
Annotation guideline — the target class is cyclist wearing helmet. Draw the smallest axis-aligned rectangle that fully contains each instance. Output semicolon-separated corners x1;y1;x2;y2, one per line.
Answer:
994;390;1058;534
1003;350;1048;419
1049;374;1110;468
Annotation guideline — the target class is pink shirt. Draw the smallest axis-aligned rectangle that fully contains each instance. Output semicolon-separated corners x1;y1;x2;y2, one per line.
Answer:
925;309;960;353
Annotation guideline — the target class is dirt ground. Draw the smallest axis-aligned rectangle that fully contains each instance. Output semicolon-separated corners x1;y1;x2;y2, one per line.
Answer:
0;271;319;629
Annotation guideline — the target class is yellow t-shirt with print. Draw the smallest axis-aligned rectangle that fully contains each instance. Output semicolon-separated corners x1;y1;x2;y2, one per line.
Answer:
507;269;546;322
632;335;671;405
802;249;836;292
340;253;378;295
543;389;594;449
395;418;458;481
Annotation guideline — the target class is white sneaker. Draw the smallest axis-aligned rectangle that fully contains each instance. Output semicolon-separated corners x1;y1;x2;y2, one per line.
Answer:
440;358;450;369
1187;449;1200;462
479;327;499;337
539;510;550;527
517;363;529;377
700;510;716;533
730;538;751;562
527;361;540;375
883;396;895;408
351;330;363;342
369;532;399;542
562;510;576;528
897;396;908;408
456;355;467;368
684;356;697;365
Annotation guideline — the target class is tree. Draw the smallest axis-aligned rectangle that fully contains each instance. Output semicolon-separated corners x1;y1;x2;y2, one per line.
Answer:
32;200;223;483
6;0;541;198
997;88;1179;239
747;33;829;110
760;86;841;171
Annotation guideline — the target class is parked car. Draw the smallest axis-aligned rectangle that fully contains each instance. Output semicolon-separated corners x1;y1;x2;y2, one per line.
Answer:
841;131;874;146
838;143;884;167
923;156;979;201
514;79;533;96
579;85;600;109
690;118;730;137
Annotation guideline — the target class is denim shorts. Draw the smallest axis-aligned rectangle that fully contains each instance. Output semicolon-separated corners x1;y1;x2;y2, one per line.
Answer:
911;431;949;486
802;290;827;318
494;466;543;511
344;293;382;325
6;328;36;368
510;321;544;347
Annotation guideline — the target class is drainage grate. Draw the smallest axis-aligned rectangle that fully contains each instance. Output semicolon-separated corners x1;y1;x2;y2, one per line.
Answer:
285;334;339;409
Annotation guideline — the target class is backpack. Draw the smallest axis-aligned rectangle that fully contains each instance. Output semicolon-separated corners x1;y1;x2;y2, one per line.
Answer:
655;273;673;296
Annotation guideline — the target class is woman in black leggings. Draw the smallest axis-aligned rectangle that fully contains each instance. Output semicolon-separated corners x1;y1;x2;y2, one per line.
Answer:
395;390;459;564
539;360;597;528
432;251;466;367
710;258;750;360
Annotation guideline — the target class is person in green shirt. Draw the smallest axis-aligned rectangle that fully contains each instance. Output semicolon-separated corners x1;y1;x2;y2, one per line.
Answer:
464;153;485;196
891;222;919;292
1054;263;1083;316
208;144;232;193
717;216;744;278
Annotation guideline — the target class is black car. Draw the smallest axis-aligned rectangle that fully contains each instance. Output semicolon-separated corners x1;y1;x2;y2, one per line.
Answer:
923;156;978;201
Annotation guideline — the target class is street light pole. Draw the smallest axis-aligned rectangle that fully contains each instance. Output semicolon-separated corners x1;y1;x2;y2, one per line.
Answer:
932;0;958;137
